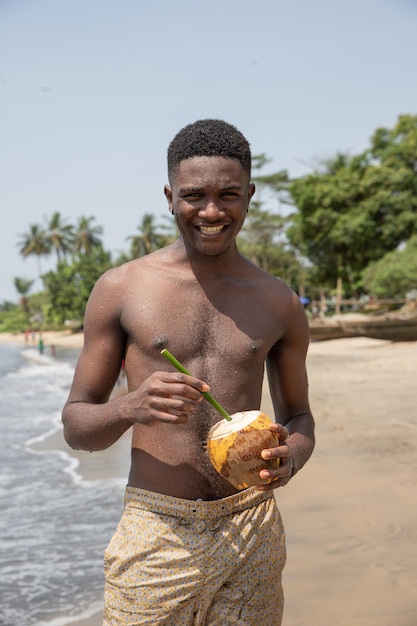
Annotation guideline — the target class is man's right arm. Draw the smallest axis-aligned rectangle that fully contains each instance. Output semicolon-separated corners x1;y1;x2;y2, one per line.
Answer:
62;269;134;451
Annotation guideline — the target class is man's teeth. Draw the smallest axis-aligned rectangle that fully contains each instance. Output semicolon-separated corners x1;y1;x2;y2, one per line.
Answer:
199;225;224;235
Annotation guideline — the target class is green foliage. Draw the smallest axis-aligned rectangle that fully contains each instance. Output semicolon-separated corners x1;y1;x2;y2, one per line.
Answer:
17;213;104;267
14;277;34;296
238;201;302;287
252;156;290;197
0;301;17;312
17;223;49;279
288;115;417;296
13;276;35;313
15;213;107;325
28;291;54;328
0;306;31;333
0;285;54;331
72;216;104;255
45;212;75;260
125;213;176;260
43;247;113;324
237;155;304;290
362;235;417;298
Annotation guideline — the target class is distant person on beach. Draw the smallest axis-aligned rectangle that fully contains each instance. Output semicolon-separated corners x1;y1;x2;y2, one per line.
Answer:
62;119;315;625
38;336;44;355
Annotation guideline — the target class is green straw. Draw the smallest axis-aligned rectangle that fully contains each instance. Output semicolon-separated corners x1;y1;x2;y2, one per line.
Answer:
161;348;232;421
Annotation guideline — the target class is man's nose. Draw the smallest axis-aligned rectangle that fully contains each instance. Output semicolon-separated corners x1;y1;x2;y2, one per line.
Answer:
199;199;223;218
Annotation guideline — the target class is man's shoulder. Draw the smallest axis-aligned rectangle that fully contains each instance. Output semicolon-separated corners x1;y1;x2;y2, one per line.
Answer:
245;264;304;312
97;246;178;288
106;248;167;275
92;257;144;290
243;258;294;292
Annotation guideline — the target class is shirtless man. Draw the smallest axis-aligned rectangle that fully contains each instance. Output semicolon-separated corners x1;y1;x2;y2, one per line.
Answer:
62;119;315;625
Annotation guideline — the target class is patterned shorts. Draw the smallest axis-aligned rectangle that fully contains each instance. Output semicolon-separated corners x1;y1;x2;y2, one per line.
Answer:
103;486;286;625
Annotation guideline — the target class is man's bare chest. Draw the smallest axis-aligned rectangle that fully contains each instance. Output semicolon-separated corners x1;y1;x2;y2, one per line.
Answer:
121;277;280;365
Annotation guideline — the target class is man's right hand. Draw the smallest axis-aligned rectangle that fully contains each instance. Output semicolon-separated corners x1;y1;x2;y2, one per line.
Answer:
124;371;210;426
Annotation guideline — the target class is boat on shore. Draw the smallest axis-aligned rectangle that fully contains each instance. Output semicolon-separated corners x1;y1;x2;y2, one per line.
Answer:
339;310;417;342
309;308;417;342
308;318;352;341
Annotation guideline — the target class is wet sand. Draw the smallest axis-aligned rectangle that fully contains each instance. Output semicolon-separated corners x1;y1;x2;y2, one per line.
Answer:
3;331;416;625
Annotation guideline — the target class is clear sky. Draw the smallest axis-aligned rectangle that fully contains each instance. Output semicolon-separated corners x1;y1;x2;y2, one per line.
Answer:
1;0;416;302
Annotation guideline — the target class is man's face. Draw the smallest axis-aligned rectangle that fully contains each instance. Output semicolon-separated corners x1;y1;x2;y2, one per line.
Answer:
165;156;255;257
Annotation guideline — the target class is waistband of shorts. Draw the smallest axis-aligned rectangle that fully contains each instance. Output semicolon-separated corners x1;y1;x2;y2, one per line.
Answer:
124;486;274;521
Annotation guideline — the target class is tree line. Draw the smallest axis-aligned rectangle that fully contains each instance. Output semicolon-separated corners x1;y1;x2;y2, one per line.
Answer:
1;114;416;332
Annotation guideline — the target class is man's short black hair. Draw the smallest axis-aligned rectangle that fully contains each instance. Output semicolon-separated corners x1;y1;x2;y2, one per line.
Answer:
167;119;252;182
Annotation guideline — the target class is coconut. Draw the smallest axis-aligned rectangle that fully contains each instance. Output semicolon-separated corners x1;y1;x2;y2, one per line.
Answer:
207;410;280;490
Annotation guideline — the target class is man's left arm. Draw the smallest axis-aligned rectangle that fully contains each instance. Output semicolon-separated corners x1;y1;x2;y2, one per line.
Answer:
257;293;315;490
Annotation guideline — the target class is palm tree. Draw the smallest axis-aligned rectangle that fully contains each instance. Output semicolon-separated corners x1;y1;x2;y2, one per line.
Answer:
14;276;34;313
17;223;50;278
126;214;169;258
72;216;103;256
45;212;74;261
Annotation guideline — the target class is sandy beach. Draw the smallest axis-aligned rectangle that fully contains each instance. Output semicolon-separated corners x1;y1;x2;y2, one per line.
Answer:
2;330;416;625
279;337;417;626
0;329;85;350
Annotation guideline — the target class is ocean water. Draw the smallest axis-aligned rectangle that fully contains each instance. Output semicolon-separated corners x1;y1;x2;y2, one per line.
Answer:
0;343;126;626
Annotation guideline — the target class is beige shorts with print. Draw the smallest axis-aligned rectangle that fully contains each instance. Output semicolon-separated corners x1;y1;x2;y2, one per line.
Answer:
103;486;286;625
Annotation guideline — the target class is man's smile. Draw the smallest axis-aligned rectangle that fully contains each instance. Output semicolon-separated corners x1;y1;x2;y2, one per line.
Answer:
197;225;226;235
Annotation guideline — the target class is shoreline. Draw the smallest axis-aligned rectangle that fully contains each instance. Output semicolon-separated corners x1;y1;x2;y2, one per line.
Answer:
0;329;85;350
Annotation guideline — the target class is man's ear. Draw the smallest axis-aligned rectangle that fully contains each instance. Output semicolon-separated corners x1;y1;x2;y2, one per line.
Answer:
164;184;174;213
248;182;256;204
